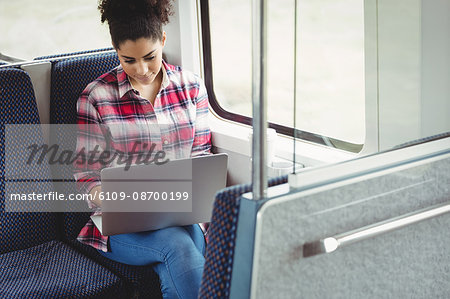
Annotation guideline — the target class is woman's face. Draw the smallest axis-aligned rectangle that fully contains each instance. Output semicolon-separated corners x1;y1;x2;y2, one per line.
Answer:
116;33;166;87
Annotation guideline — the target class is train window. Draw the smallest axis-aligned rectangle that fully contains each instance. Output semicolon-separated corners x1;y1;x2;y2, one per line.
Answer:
0;0;110;60
201;0;365;151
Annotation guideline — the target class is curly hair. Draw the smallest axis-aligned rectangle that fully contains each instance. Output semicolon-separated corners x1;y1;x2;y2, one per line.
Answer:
98;0;174;48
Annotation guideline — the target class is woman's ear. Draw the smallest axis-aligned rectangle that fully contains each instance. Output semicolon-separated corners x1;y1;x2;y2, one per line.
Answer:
161;31;167;47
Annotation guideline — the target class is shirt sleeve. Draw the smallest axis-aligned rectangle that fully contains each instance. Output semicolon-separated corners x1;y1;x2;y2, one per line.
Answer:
191;77;212;157
73;90;108;197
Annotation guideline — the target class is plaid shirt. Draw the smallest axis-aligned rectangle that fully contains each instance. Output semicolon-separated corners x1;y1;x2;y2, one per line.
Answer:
74;61;211;252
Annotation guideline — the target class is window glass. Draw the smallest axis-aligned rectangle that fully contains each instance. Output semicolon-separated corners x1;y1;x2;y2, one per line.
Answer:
208;0;365;145
0;0;110;60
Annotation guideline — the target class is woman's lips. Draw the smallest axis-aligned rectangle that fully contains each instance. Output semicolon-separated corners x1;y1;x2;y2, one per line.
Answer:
137;75;151;80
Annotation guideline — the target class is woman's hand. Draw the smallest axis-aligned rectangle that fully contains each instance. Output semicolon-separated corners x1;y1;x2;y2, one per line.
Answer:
89;185;103;208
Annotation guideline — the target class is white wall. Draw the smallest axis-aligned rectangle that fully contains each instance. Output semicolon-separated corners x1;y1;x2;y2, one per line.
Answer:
164;0;202;76
377;0;450;150
421;0;450;138
377;0;422;150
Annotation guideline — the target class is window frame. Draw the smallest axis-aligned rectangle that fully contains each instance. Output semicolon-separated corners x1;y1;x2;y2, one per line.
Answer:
199;0;364;153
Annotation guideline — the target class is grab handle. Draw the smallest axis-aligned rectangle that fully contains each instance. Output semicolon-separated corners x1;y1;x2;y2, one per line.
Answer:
303;201;450;257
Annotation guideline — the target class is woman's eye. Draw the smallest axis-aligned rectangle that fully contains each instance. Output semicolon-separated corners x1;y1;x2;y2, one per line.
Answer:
124;60;135;64
145;56;156;61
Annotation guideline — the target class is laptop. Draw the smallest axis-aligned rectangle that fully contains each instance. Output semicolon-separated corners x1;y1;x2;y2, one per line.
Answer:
91;153;228;235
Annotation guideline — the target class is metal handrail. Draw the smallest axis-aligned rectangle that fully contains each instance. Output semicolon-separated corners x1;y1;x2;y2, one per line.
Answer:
251;0;268;200
303;201;450;257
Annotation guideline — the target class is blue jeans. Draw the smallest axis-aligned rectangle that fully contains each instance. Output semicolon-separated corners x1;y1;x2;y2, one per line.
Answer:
98;224;206;299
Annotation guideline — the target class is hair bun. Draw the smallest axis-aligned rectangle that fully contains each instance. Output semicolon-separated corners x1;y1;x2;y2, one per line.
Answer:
99;0;173;25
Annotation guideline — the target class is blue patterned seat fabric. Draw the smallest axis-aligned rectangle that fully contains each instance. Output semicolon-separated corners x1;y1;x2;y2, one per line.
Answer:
0;67;126;298
48;53;163;298
0;241;126;298
199;175;288;298
33;47;114;61
49;52;121;238
0;68;57;253
392;131;450;150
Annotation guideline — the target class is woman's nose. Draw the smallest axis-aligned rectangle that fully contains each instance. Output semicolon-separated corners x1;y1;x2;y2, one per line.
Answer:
135;62;148;75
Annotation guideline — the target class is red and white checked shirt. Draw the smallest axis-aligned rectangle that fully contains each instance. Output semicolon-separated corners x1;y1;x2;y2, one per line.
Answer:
73;60;211;252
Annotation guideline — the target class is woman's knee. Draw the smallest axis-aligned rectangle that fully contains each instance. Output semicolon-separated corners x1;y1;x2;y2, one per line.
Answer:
159;227;199;254
149;227;203;262
183;224;206;255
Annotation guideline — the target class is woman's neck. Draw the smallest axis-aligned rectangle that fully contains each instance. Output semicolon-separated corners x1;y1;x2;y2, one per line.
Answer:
131;70;163;105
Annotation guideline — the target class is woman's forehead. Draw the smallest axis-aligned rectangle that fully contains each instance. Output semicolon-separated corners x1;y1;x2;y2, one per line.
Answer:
117;37;163;57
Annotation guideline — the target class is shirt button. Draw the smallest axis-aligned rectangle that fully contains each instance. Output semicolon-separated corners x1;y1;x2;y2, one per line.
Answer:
163;139;169;145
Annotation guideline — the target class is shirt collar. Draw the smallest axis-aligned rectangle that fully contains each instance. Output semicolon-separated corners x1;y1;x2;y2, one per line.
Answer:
117;65;132;99
117;61;170;99
161;61;170;89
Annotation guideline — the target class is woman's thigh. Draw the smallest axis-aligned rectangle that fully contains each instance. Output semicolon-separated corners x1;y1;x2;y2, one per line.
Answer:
183;224;206;256
98;224;205;266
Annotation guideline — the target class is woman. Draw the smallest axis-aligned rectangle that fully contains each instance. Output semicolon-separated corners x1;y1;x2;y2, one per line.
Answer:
73;0;211;298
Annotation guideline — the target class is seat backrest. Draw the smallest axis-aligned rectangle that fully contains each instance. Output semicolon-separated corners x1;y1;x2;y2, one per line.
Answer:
199;175;288;298
241;138;450;298
50;51;120;125
33;48;114;61
0;68;58;253
48;52;120;239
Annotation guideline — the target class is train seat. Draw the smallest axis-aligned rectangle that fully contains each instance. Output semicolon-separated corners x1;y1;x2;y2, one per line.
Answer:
0;67;127;298
199;175;288;298
49;51;120;238
48;52;163;298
